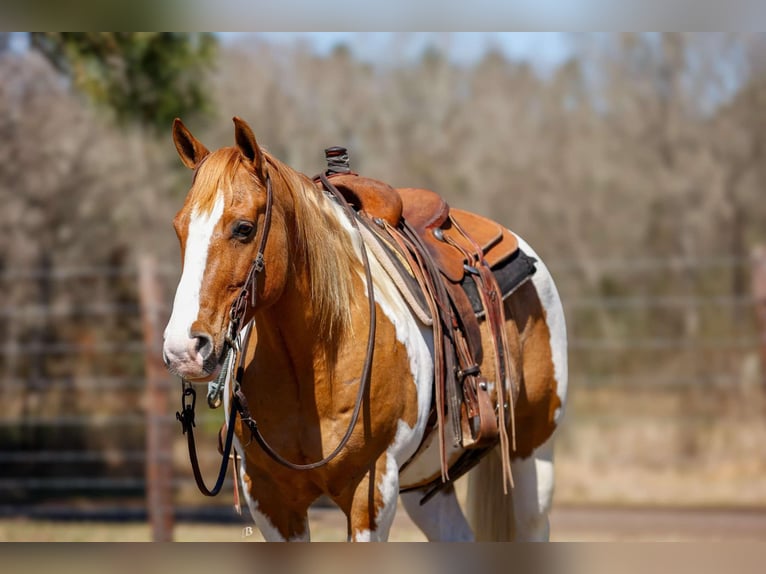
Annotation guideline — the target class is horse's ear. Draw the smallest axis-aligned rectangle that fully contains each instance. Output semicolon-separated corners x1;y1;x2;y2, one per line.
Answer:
233;117;267;180
172;118;209;169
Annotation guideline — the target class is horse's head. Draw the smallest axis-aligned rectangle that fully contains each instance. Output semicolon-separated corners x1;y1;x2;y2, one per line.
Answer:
163;117;290;381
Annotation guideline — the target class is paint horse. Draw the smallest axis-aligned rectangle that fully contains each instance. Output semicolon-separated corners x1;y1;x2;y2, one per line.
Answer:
163;117;568;541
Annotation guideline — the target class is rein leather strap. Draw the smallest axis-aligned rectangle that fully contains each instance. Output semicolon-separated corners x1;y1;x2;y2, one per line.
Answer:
177;172;273;498
177;382;238;497
236;171;377;471
179;166;379;496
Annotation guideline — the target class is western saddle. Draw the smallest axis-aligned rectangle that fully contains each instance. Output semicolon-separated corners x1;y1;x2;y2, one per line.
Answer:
316;148;534;497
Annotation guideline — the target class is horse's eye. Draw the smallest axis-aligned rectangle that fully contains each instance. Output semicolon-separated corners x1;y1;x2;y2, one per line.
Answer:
232;221;255;239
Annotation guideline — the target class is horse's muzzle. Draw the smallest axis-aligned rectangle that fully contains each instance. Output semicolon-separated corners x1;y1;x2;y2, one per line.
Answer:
162;332;223;382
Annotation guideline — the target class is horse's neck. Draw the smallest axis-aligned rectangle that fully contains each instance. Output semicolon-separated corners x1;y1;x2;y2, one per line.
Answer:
253;266;359;391
250;170;361;392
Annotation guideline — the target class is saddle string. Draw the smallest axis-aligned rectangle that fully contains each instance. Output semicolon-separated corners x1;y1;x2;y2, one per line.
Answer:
395;220;460;481
445;216;516;492
381;221;451;481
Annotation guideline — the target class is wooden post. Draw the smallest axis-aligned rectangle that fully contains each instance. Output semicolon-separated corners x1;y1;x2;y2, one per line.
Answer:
139;255;174;541
751;246;766;392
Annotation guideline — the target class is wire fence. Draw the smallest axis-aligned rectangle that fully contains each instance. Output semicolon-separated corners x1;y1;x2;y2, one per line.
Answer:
1;252;764;533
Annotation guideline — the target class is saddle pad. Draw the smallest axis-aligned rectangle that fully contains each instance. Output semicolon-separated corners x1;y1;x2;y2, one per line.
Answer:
356;218;433;325
461;248;537;317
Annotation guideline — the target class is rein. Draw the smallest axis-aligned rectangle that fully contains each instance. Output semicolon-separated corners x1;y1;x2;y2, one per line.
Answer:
175;172;273;497
176;378;238;496
177;167;379;496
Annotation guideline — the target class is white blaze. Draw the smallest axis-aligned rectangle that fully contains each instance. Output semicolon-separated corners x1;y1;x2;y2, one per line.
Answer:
163;193;225;352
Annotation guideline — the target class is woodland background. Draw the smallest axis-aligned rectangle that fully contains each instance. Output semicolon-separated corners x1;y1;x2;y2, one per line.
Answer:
1;33;765;514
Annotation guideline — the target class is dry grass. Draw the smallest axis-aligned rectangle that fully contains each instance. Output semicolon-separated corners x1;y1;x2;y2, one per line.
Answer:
554;384;766;506
5;505;765;542
0;506;426;542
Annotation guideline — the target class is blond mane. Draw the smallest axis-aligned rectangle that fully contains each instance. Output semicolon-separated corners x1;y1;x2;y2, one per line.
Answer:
189;147;359;343
267;154;360;342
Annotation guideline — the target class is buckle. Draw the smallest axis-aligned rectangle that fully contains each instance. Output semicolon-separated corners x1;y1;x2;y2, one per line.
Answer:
253;252;265;273
176;381;197;433
456;365;481;382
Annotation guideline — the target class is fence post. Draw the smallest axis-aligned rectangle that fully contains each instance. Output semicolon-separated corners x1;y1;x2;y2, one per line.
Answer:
138;255;174;541
752;246;766;392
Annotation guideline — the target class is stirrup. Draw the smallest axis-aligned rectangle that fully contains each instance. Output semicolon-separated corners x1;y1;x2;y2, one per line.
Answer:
460;377;500;449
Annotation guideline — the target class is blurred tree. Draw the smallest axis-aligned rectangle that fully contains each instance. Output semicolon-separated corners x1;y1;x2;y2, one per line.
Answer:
5;32;766;506
711;35;766;309
0;51;162;475
28;32;217;131
0;34;214;417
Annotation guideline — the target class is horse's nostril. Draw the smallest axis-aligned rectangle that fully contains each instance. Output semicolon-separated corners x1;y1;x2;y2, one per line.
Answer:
193;332;214;360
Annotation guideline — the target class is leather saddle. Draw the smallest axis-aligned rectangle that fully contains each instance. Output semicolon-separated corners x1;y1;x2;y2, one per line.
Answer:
326;173;519;281
319;170;524;498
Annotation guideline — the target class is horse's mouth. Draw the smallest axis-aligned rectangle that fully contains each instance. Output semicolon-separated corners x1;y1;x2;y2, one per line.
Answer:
195;350;227;382
165;346;226;383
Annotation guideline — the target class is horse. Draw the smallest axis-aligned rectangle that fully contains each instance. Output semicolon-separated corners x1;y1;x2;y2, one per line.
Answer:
162;117;568;542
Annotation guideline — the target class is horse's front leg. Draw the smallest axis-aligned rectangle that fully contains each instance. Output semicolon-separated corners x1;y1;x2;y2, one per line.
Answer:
336;453;399;542
241;477;312;542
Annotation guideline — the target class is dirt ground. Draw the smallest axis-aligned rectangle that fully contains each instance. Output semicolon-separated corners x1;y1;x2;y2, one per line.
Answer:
2;505;765;542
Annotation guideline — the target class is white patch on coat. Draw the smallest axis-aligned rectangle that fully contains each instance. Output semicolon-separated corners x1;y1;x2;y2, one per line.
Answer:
329;201;435;468
224;366;309;542
351;449;400;542
329;200;443;539
513;233;569;423
400;487;474;541
163;193;225;361
352;529;372;542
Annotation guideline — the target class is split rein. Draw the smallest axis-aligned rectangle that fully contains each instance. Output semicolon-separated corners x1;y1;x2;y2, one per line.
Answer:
175;170;378;497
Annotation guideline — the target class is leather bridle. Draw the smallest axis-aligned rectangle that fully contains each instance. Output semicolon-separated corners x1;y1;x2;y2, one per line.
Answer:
177;167;379;496
225;171;274;348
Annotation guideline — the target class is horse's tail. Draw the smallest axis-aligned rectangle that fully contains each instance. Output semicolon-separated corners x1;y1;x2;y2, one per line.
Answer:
464;233;568;541
464;447;515;541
